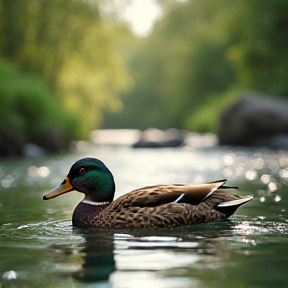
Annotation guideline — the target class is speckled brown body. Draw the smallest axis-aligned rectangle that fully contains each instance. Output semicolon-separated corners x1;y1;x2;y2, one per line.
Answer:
72;185;250;228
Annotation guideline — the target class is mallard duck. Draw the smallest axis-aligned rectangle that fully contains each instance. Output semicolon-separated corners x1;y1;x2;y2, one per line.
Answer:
43;157;253;228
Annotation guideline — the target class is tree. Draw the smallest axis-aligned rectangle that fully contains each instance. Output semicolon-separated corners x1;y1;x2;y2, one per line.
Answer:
103;0;237;130
0;0;131;134
228;0;288;95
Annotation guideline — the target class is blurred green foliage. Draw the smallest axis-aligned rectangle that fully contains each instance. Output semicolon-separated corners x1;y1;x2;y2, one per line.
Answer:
228;0;288;95
0;58;81;155
0;0;131;155
184;90;242;133
103;0;288;132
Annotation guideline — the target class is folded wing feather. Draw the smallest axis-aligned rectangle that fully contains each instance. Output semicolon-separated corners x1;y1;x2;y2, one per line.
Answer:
115;180;228;208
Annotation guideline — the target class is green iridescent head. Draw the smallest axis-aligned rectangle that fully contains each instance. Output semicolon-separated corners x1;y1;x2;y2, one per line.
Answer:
43;157;115;203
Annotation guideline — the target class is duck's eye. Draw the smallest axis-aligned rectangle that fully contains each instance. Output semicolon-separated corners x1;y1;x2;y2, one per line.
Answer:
79;168;86;175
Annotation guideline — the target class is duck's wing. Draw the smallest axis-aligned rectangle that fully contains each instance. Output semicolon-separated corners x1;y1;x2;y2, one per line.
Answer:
110;179;231;210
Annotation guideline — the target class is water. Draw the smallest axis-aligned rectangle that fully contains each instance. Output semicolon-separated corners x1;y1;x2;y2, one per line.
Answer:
1;145;288;287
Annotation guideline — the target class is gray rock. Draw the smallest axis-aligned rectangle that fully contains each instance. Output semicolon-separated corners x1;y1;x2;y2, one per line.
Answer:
23;143;47;157
133;128;184;148
218;92;288;146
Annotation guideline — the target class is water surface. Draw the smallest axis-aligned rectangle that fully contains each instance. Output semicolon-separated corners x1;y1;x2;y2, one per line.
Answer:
1;145;288;287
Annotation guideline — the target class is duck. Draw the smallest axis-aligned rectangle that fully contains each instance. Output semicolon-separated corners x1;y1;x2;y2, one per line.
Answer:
43;157;253;228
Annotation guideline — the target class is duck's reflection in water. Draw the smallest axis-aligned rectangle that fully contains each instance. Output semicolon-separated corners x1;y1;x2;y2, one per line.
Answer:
73;230;116;282
49;221;236;286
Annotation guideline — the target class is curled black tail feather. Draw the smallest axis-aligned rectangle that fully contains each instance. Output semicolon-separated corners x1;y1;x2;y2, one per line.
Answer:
208;179;238;190
221;185;238;190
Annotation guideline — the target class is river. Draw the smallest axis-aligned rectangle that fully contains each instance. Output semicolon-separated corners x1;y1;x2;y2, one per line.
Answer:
0;144;288;287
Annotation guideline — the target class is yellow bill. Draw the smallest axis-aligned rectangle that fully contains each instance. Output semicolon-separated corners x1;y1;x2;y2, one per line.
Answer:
43;177;73;200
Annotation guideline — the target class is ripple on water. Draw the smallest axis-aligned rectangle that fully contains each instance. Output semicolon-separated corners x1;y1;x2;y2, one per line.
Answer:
1;215;288;258
232;215;288;237
1;216;288;288
0;219;84;248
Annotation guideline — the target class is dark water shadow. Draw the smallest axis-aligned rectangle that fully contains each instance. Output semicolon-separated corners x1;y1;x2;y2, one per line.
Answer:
58;220;236;284
72;230;116;283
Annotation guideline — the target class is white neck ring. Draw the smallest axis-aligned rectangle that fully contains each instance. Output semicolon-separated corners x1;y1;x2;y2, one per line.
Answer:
82;200;110;206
